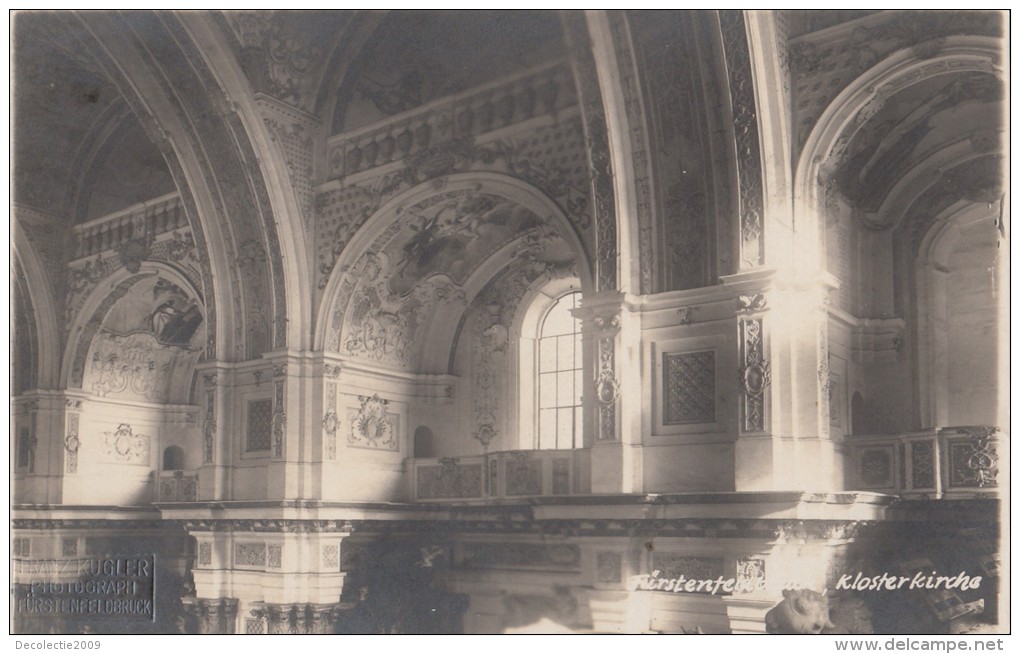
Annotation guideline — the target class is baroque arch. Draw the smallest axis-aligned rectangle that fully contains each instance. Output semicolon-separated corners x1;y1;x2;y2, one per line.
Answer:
793;36;1003;239
12;223;61;390
71;11;295;361
316;173;593;360
61;262;205;394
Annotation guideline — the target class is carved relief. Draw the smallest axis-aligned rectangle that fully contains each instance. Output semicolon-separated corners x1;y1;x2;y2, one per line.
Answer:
910;440;936;489
739;318;771;432
102;423;149;464
858;447;895;488
473;306;507;449
597;552;623;584
203;387;215;464
65;413;80;474
316;115;591;292
505;452;543;496
791;10;1002;150
563;12;618;290
663;351;716;425
628;11;711;291
736;557;766;594
592;314;621;441
416;459;483;499
181;597;239;635
323;382;338;460
552;458;570;495
268;544;283;569
235;542;267;567
198;543;212;566
321;545;339;570
651;554;725;591
607;13;655;293
272;379;286;458
947;426;999;488
719;10;765;268
348;394;398;451
87;332;200;404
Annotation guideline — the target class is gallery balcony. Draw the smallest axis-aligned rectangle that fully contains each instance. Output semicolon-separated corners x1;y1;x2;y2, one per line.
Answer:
410;449;591;502
848;426;1001;500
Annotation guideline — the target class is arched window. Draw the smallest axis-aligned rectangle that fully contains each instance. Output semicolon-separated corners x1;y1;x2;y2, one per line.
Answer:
536;291;583;449
162;445;186;471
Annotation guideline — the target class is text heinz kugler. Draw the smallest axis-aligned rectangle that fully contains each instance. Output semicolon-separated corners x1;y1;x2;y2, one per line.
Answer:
15;557;155;618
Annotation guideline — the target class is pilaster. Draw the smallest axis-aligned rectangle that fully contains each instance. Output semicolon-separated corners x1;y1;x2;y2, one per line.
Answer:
579;291;643;493
724;270;842;491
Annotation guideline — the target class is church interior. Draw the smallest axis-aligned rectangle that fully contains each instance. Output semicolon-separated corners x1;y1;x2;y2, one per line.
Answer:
11;10;1007;634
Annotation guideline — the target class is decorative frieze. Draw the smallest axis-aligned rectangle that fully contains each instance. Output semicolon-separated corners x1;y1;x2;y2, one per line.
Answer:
251;602;346;635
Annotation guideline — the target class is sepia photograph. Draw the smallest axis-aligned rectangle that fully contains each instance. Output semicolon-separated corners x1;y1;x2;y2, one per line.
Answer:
9;8;1008;640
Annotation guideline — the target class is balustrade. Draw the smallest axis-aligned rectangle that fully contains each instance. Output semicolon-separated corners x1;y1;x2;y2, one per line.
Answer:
73;192;185;260
849;426;1001;498
411;448;590;501
325;60;573;181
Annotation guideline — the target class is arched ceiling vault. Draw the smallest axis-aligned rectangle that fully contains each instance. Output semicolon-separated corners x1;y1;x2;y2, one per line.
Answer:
15;10;302;362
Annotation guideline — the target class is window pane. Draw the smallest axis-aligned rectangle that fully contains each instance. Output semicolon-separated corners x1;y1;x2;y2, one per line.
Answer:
574;333;583;369
539;337;556;372
539;409;556;449
573;369;583;405
539;372;557;408
557;370;574;406
542;297;574;336
557;408;573;449
557;334;574;371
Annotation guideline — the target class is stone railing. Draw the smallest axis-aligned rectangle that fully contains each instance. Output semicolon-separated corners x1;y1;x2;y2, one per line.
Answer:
157;470;199;502
411;448;591;501
324;60;575;181
849;426;1001;498
73;192;186;260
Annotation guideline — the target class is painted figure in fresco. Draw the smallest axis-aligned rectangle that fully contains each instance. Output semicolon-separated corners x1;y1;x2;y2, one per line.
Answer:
148;299;203;345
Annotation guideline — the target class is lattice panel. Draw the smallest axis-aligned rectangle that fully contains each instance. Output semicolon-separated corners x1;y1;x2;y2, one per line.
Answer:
663;350;715;424
247;400;273;452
